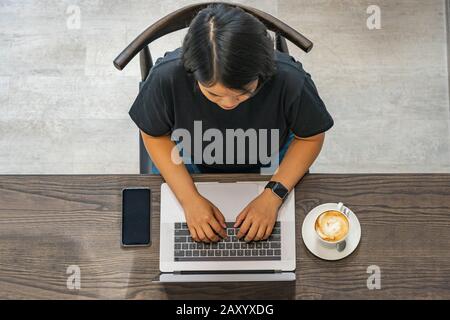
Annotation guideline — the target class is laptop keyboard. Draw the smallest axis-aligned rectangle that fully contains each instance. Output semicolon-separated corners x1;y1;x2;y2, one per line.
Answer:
173;222;281;262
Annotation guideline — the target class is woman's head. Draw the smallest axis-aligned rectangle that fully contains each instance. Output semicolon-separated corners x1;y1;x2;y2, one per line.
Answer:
181;3;276;110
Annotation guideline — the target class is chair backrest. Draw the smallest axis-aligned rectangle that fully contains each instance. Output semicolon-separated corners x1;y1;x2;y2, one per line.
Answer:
115;2;314;174
113;1;313;72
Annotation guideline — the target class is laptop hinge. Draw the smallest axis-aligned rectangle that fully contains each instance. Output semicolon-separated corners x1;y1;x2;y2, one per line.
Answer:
173;270;282;275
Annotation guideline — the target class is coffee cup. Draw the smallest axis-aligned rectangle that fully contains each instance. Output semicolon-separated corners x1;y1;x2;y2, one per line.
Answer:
314;202;350;251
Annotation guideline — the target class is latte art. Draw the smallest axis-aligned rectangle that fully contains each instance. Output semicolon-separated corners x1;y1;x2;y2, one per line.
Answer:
314;210;349;242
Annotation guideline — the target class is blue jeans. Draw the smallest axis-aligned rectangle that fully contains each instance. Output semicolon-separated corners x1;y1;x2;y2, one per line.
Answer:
151;132;295;174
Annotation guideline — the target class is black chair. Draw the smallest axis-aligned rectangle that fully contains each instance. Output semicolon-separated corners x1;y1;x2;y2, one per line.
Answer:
114;1;313;174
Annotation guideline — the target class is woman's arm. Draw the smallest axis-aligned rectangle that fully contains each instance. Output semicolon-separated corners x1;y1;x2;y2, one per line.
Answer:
270;132;325;191
140;130;198;205
235;132;326;241
140;130;227;242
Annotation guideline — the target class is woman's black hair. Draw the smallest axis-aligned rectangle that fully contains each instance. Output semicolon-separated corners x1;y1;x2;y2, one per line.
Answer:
181;3;276;94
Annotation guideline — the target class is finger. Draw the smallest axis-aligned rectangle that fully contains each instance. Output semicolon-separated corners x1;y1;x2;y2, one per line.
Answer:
196;228;209;243
234;207;249;228
263;224;273;240
236;216;252;239
254;225;266;241
245;222;260;242
212;206;227;230
202;224;220;242
208;215;227;239
189;226;199;242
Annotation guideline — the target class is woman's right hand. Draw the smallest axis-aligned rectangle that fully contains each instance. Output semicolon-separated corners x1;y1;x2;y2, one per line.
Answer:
182;194;228;242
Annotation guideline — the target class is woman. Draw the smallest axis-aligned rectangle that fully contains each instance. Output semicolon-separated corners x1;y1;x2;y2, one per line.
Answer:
129;4;334;243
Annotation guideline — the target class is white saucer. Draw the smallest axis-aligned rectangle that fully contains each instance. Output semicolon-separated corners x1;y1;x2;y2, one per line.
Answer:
301;203;361;261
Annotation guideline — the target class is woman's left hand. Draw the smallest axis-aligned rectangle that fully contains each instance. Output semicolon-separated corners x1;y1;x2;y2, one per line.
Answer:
234;189;283;241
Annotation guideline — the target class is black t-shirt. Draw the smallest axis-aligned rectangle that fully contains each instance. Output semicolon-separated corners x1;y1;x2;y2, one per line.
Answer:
129;47;334;173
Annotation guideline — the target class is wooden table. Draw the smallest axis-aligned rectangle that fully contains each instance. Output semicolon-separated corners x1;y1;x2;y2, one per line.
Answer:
0;174;449;299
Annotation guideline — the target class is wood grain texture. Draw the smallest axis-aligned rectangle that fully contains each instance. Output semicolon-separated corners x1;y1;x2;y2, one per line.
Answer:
0;174;450;299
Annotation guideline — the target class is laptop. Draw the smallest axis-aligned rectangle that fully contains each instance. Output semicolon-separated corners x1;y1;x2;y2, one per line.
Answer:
155;181;296;282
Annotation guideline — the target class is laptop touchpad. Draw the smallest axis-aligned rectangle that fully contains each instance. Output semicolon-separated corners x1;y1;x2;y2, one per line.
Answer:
195;183;260;221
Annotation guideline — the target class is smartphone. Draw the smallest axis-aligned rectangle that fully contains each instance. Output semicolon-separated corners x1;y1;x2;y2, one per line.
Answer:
121;187;151;247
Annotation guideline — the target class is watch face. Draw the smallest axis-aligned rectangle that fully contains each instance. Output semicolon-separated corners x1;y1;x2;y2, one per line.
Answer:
273;183;288;199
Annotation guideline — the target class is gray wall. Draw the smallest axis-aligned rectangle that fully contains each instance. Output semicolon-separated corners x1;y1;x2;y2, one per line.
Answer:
447;0;450;115
0;0;449;174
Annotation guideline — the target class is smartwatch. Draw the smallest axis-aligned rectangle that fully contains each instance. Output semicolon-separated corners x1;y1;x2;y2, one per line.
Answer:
265;181;289;200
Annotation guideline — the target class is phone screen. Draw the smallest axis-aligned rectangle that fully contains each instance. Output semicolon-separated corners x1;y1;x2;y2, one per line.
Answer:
122;188;151;246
